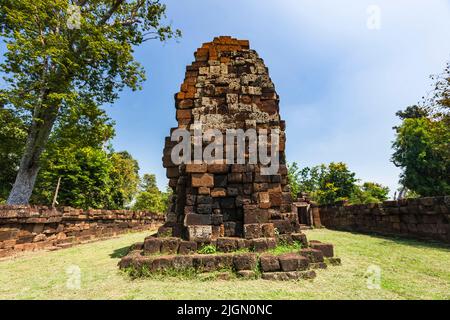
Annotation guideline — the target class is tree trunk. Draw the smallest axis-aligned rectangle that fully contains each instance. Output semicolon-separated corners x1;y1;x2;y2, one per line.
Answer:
7;103;58;205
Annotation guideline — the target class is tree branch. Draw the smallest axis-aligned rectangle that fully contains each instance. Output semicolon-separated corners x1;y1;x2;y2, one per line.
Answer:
99;0;125;25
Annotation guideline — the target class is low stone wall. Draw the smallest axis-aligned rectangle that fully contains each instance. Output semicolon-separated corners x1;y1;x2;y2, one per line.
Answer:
318;196;450;243
0;205;164;258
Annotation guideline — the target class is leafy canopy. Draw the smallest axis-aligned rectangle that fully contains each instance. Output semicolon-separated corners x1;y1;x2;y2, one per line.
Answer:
288;162;389;205
392;62;450;196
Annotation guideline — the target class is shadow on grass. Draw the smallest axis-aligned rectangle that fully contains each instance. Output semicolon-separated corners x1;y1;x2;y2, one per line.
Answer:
110;246;131;259
328;228;450;252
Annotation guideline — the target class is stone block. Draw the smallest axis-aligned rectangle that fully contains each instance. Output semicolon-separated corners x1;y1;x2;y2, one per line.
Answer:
216;237;238;252
193;254;217;272
160;237;180;254
173;255;194;269
211;214;223;225
228;173;243;183
152;256;174;271
260;254;280;272
233;253;258;271
214;175;228;188
197;204;213;214
178;241;198;254
215;254;234;269
299;248;324;263
261;223;275;238
244;208;270;224
310;242;334;257
184;213;212;226
278;253;309;271
291;233;308;247
197;195;213;204
251;238;276;252
211;188;227;197
186;164;207;173
192;174;214;188
208;164;229;174
198;187;210;195
243;224;262;239
187;225;213;242
143;237;161;254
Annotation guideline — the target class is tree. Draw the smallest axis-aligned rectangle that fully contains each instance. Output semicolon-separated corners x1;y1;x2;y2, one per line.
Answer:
0;108;27;201
392;116;449;196
350;182;390;204
287;162;359;205
315;162;357;204
392;63;450;196
109;151;140;208
287;162;321;199
0;0;180;204
287;162;301;199
32;146;114;209
133;173;171;213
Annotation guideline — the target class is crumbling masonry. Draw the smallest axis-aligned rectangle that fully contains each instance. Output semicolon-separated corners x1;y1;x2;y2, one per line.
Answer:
119;37;339;280
160;36;293;241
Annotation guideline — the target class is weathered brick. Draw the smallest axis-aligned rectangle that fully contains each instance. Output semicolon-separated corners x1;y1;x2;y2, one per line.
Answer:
192;173;214;187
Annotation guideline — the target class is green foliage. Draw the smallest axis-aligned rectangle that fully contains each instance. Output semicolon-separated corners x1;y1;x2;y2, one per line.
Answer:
287;162;301;199
0;0;180;203
392;116;449;196
132;174;171;213
198;244;217;255
267;241;303;255
287;162;320;199
0;108;27;201
32;146;114;208
392;63;450;197
109;151;140;208
349;182;390;204
288;162;389;205
0;0;181;113
288;162;358;205
28;101;140;209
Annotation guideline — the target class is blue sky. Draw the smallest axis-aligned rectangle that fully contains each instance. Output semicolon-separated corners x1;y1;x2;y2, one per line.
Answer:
2;1;450;195
106;0;450;194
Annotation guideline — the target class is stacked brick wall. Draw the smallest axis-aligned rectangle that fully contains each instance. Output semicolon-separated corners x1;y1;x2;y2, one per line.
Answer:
318;196;450;243
0;205;164;258
161;36;298;241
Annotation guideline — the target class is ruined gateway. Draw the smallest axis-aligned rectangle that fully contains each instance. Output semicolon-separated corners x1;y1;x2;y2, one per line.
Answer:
119;37;339;279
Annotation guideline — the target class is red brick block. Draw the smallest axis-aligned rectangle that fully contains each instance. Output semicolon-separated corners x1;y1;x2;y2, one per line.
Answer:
278;253;309;271
233;253;258;271
260;254;280;272
309;242;334;257
191;173;214;188
186;163;207;173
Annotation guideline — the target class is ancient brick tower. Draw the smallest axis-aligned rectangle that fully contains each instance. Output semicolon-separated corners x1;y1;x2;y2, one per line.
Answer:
159;36;298;242
119;37;340;278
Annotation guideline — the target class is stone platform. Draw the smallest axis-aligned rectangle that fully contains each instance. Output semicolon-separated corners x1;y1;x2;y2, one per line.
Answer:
119;233;340;280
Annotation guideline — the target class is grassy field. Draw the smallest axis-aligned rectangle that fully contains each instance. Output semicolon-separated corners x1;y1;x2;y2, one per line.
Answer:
0;229;449;300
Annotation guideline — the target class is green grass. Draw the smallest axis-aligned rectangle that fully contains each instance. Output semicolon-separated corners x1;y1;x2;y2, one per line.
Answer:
0;229;449;300
266;241;303;255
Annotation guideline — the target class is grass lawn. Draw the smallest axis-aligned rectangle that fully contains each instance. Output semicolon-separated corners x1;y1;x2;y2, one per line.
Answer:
0;229;449;300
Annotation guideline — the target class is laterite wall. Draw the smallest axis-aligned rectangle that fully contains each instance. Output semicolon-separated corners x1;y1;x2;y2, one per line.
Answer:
0;205;164;258
318;196;450;243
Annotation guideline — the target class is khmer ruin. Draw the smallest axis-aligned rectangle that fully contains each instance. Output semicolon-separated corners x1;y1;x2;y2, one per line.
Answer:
119;36;340;279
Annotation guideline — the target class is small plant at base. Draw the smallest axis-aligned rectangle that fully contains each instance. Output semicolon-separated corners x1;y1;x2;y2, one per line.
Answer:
198;244;217;254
